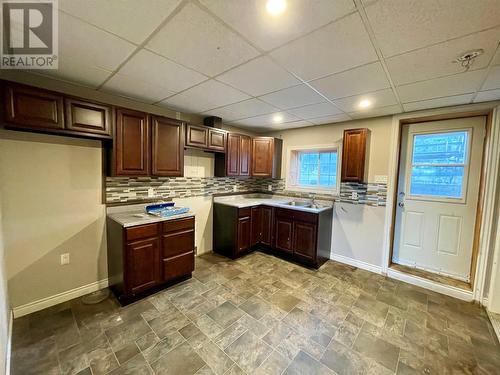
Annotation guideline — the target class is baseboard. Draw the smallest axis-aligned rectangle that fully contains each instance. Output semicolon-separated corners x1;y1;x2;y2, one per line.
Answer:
330;254;383;274
387;268;473;301
486;310;500;343
5;310;12;375
12;278;109;318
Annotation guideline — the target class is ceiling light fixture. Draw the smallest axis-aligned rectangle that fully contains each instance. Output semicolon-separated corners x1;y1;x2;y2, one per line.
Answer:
358;99;372;109
273;114;283;123
266;0;286;16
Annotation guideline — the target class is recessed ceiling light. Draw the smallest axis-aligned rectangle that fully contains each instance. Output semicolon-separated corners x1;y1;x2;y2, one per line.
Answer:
358;99;372;109
266;0;286;16
273;114;283;123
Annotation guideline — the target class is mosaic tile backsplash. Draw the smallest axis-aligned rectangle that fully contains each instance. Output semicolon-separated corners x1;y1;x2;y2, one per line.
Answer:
106;177;387;206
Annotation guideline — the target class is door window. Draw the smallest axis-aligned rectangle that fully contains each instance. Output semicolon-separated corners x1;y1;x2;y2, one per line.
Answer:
408;130;470;200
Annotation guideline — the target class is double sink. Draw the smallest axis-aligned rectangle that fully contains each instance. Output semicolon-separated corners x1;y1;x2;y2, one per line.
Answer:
283;201;322;209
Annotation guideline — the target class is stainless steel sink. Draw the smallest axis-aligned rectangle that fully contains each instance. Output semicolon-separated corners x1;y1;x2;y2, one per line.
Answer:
285;201;313;208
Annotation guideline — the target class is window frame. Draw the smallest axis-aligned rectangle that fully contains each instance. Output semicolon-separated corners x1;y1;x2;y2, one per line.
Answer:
405;128;473;204
286;144;341;195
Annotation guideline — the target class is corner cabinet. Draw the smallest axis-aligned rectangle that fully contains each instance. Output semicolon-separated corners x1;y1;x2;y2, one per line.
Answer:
215;133;251;177
341;128;368;183
107;217;195;305
252;137;282;178
3;81;112;138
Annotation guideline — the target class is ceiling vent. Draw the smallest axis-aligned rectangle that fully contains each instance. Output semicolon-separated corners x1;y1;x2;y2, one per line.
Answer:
453;49;484;71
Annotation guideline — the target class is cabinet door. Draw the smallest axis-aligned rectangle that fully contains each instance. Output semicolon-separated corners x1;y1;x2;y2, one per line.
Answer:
275;216;293;254
293;221;317;261
239;135;251;176
226;133;240;176
4;84;64;130
252;137;273;177
261;206;273;246
152;116;184;177
208;128;226;152
186;124;208;148
237;216;251;254
341;128;367;182
251;206;262;246
65;98;112;136
115;108;150;176
126;238;160;295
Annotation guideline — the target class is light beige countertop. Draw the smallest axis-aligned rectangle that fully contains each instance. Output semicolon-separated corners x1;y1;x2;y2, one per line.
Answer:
213;193;333;213
106;203;194;228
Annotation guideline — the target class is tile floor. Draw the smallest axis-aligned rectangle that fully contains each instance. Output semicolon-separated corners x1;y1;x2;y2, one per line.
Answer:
10;251;500;375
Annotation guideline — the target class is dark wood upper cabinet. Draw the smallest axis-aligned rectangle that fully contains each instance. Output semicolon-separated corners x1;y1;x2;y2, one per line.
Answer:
239;135;251;176
252;137;282;178
65;98;112;136
208;128;226;151
114;108;150;176
151;116;184;177
4;83;64;130
126;237;160;295
341;128;368;183
185;124;208;149
226;133;240;176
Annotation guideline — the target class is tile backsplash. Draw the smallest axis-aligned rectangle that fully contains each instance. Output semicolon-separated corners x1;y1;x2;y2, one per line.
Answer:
106;176;387;206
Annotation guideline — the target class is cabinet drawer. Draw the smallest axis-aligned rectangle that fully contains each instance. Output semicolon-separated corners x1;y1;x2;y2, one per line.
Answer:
238;207;251;218
275;208;294;218
163;217;194;233
126;223;159;241
162;252;194;282
293;210;318;224
162;229;194;258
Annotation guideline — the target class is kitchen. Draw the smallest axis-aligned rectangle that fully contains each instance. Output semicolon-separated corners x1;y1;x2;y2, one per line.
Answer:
1;0;500;374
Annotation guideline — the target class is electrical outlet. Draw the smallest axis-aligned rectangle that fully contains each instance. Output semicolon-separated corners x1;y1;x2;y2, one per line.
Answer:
268;184;272;192
351;191;358;200
148;188;154;197
60;253;70;265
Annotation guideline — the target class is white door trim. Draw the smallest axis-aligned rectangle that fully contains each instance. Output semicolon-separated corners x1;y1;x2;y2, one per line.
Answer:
382;102;500;303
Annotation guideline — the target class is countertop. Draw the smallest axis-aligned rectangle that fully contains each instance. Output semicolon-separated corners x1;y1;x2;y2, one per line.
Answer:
107;210;194;228
213;194;333;213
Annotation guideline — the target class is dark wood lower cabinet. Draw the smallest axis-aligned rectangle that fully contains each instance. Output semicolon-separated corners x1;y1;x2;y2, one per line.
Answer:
214;202;332;268
107;216;195;305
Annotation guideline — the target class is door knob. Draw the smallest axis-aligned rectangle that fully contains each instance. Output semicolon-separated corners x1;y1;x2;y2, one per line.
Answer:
398;202;405;208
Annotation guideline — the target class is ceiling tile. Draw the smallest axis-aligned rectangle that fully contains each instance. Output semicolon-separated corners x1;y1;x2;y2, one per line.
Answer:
397;70;485;102
386;28;500;85
201;98;278;121
147;2;259;76
216;56;300;96
59;0;182;44
364;0;500;57
309;114;351;125
474;89;500;103
310;62;390;100
160;80;250;113
102;74;176;103
270;13;378;81
269;120;316;131
332;89;398;112
482;66;500;91
59;12;136;72
259;84;325;109
403;94;474;112
349;104;401;119
115;49;207;93
199;0;355;51
287;102;344;119
231;112;300;127
40;58;112;88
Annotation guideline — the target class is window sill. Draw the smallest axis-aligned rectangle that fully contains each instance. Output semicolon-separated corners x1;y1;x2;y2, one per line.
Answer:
286;186;339;196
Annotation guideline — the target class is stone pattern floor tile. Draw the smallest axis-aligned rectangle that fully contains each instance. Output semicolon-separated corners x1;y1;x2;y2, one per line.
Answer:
10;251;500;375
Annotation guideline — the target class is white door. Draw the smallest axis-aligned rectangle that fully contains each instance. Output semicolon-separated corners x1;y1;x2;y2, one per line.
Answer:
393;116;486;282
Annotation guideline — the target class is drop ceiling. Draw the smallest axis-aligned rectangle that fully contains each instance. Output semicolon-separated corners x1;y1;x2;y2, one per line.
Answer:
30;0;500;131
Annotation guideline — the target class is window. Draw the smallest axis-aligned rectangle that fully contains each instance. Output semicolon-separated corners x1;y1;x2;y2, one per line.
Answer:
408;130;469;199
287;146;340;194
